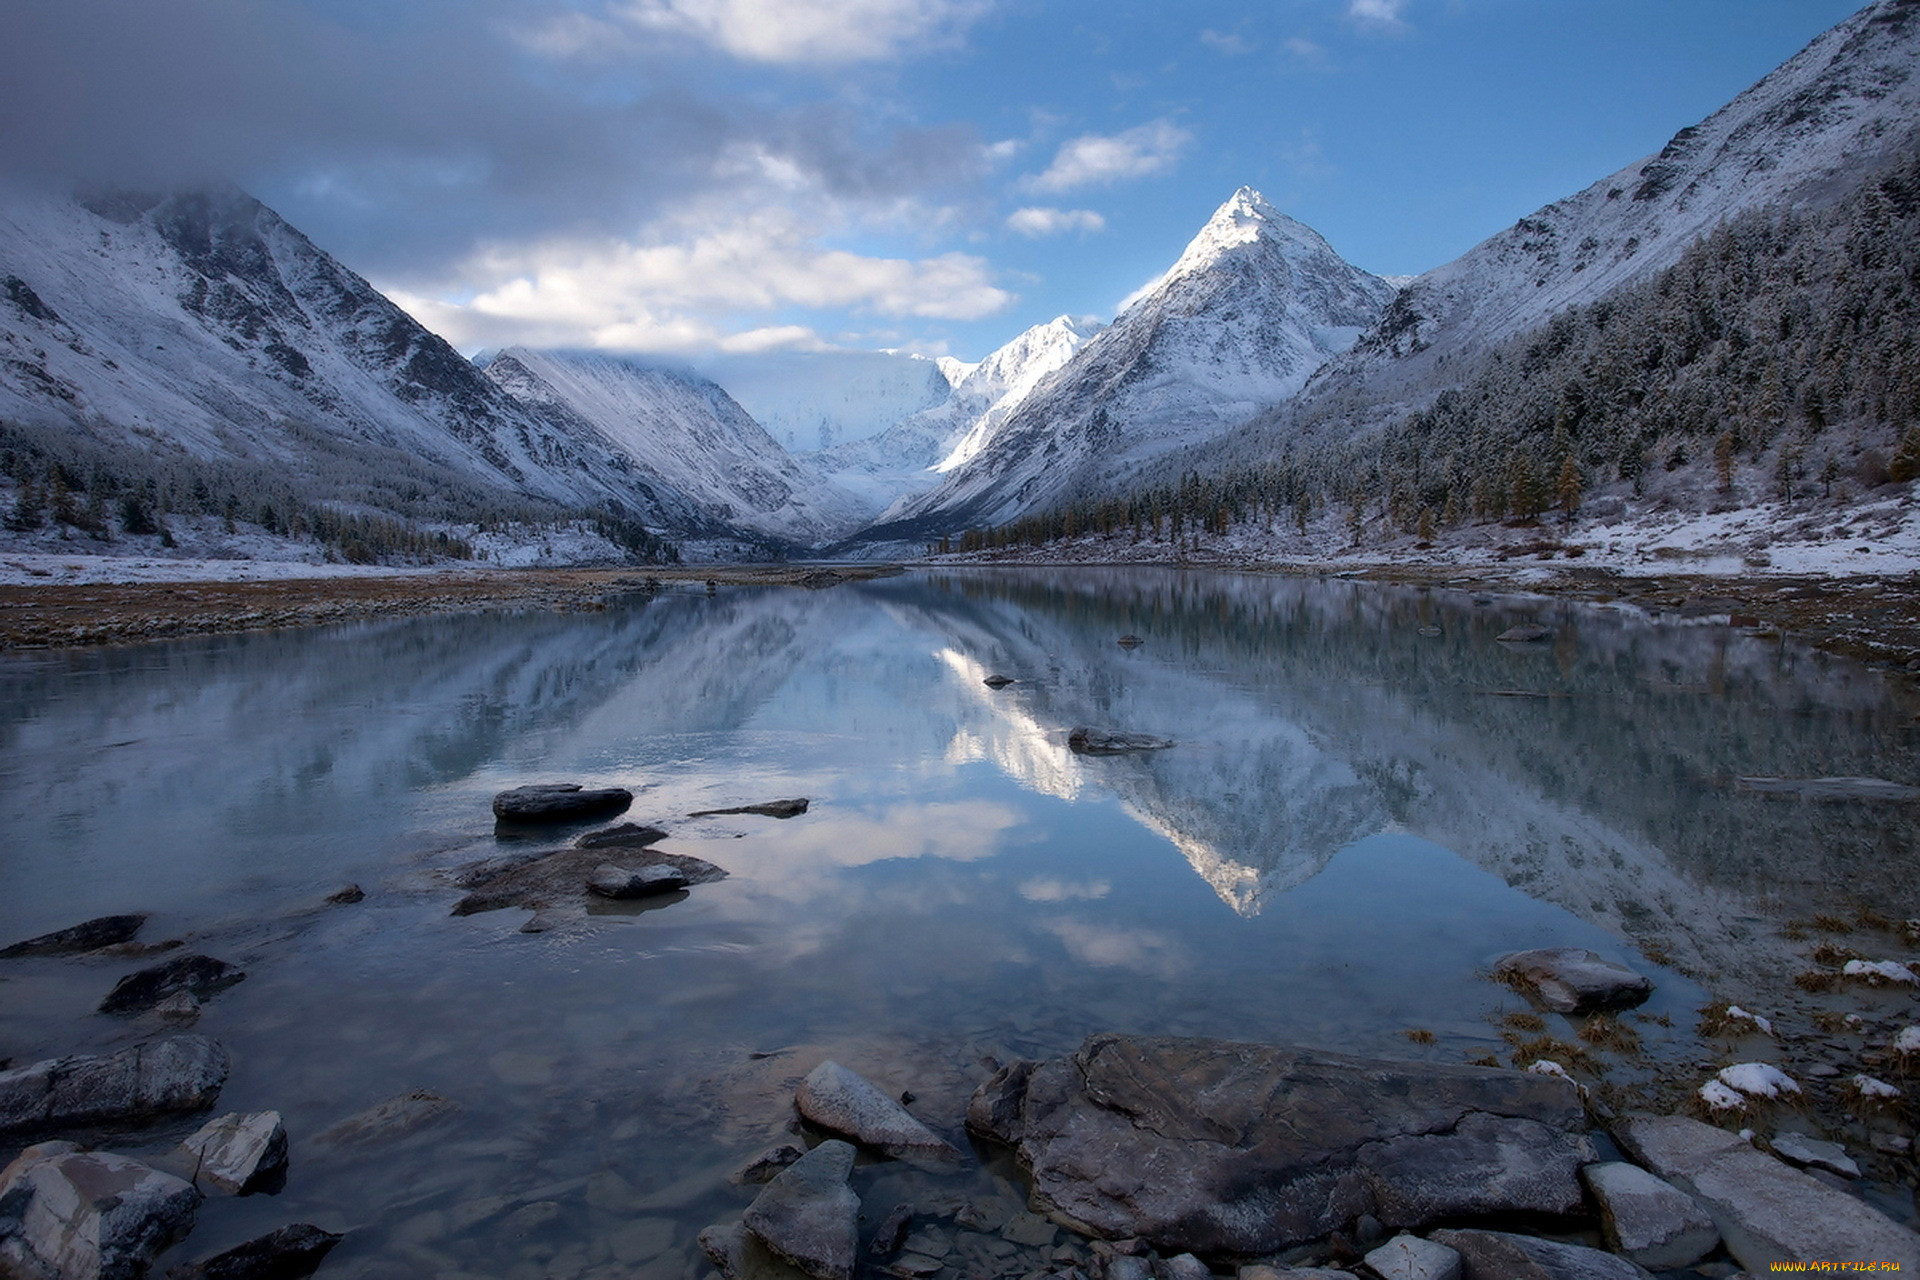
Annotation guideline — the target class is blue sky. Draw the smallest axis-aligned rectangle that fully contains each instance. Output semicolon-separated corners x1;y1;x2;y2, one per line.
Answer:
3;0;1868;362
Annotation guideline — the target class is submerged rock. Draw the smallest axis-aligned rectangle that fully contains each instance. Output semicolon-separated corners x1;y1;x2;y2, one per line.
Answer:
98;954;247;1015
0;1146;200;1280
1580;1160;1718;1270
689;799;810;819
730;1144;806;1186
165;1222;344;1280
585;863;690;899
741;1140;860;1280
1614;1114;1920;1273
452;848;726;917
1066;727;1173;755
1493;948;1652;1014
1430;1228;1649;1280
700;1221;814;1280
796;1061;965;1169
0;1036;229;1136
982;674;1015;689
179;1110;289;1194
312;1090;455;1148
324;885;364;905
492;783;634;823
1495;625;1553;643
0;913;149;958
575;822;670;849
966;1034;1590;1255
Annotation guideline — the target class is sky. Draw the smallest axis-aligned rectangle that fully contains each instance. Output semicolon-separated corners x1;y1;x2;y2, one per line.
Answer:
1;0;1869;365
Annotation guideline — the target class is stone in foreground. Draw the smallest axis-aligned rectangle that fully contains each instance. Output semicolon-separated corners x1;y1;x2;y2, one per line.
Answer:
1579;1160;1718;1270
1493;948;1652;1013
0;914;149;958
585;863;689;899
1430;1229;1650;1280
1365;1234;1461;1280
98;955;247;1016
1614;1114;1920;1273
0;1036;229;1136
0;1147;200;1280
741;1140;860;1280
179;1110;289;1194
966;1034;1591;1255
1066;727;1173;755
796;1061;964;1169
165;1222;344;1279
492;783;634;823
700;1221;814;1280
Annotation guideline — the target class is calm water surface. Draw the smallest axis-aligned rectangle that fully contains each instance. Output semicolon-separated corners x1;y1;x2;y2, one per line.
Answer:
2;568;1916;1277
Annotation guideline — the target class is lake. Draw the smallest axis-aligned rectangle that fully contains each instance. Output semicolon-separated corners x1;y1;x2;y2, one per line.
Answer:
2;567;1916;1278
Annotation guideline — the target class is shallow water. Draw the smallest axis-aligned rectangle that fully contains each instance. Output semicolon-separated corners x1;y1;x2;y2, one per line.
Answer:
1;568;1916;1277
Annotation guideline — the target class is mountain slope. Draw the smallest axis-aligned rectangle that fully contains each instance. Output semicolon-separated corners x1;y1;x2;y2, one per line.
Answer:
1265;0;1920;440
805;315;1101;518
0;183;687;526
875;189;1398;533
481;348;866;546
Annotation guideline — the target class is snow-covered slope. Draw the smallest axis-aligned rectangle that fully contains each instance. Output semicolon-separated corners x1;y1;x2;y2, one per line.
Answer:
0;183;682;522
805;315;1102;518
876;189;1398;533
691;348;956;453
482;348;866;546
1305;0;1920;412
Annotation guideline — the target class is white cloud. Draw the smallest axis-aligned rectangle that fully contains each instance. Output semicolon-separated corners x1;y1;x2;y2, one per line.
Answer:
1041;918;1188;976
1198;29;1254;55
1023;119;1191;195
1005;206;1106;237
609;0;992;63
1349;0;1409;28
387;205;1013;354
1019;877;1110;902
1283;36;1326;59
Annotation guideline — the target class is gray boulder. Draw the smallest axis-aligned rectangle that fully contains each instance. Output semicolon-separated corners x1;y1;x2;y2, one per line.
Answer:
165;1222;344;1279
98;955;246;1016
742;1140;860;1280
730;1144;806;1186
492;783;633;823
179;1110;288;1194
1614;1114;1920;1273
585;863;689;899
0;1036;229;1137
966;1034;1591;1255
700;1221;813;1280
1579;1160;1718;1270
1493;948;1652;1014
796;1062;964;1168
0;1147;200;1280
1429;1229;1650;1280
575;822;669;849
1067;728;1173;755
0;914;148;958
1365;1234;1462;1280
1767;1131;1859;1178
1159;1255;1210;1280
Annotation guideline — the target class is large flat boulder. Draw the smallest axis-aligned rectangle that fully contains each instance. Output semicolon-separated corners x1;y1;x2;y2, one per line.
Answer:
1579;1160;1718;1270
1613;1114;1920;1273
965;1034;1591;1255
0;1147;200;1280
0;1037;228;1137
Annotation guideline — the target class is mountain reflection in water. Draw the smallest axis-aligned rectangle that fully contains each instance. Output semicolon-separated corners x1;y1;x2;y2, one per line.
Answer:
1;567;1914;1275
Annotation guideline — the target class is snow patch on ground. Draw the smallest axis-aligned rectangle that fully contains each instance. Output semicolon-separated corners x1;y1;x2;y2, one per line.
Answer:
1716;1062;1800;1099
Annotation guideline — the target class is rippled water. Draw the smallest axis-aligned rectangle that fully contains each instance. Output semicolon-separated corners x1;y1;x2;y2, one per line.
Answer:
2;568;1915;1277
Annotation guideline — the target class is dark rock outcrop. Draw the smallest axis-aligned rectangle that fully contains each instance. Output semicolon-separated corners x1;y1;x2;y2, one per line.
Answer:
99;955;246;1015
0;914;149;958
492;783;634;823
966;1034;1591;1255
165;1222;344;1279
1067;728;1173;755
689;799;810;819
